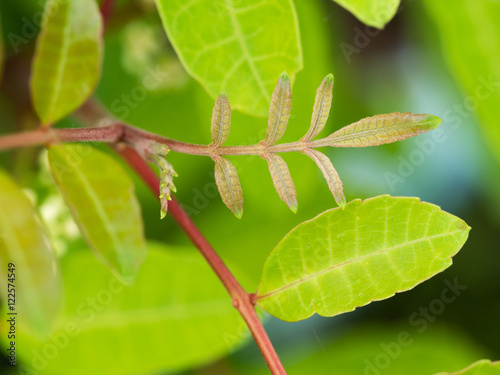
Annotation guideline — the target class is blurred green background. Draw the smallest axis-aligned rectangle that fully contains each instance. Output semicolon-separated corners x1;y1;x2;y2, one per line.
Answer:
0;0;499;374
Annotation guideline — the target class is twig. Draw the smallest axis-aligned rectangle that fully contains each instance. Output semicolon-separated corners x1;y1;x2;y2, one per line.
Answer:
0;122;334;155
100;0;117;30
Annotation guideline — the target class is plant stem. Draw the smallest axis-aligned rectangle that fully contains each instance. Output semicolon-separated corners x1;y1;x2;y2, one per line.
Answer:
0;122;333;155
118;144;287;375
100;0;117;30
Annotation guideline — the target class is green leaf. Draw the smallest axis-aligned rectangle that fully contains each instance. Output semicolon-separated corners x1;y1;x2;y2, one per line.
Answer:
302;74;334;142
422;1;500;164
154;0;303;117
436;360;500;375
326;112;442;147
0;169;62;337
15;244;247;375
262;72;293;146
210;93;231;148
256;195;470;322
262;153;297;213
213;155;244;218
47;144;146;283
302;148;346;208
332;0;400;28
31;0;103;126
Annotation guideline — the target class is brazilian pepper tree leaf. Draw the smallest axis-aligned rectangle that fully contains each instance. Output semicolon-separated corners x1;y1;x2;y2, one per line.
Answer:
31;0;103;126
327;112;442;147
332;0;401;29
15;244;249;375
47;144;146;284
256;195;470;322
213;155;244;218
154;0;303;117
0;169;62;338
262;72;293;146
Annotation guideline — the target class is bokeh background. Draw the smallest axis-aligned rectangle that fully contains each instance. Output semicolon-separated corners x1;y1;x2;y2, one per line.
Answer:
0;0;499;374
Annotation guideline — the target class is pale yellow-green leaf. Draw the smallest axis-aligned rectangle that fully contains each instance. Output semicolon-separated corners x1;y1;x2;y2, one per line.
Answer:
213;155;243;218
435;360;500;375
31;0;103;126
13;244;248;375
210;93;231;148
333;0;400;28
256;196;470;322
262;72;293;146
303;148;345;208
47;144;146;283
262;153;297;213
326;112;441;147
0;168;62;338
302;74;334;142
154;0;303;116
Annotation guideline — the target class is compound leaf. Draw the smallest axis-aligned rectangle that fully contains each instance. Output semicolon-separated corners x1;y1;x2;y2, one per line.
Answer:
332;0;400;29
263;153;297;212
256;195;470;322
48;144;146;283
16;244;248;375
303;148;345;208
210;93;231;148
435;360;500;375
213;155;243;218
0;168;62;338
154;0;303;117
31;0;103;126
302;74;334;142
327;112;441;147
262;72;293;146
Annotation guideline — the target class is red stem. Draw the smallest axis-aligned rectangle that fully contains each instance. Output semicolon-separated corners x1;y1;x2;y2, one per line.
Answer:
118;145;287;374
100;0;117;30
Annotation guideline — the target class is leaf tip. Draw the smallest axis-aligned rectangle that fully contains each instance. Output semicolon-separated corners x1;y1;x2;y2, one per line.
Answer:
425;114;442;130
290;203;298;214
279;71;290;82
234;209;243;219
325;73;334;83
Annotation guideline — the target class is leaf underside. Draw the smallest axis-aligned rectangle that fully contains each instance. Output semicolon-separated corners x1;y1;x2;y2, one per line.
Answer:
256;195;470;322
48;144;146;283
154;0;303;116
31;0;103;126
262;72;293;146
263;153;297;212
303;74;334;142
0;169;62;337
327;112;442;147
213;155;244;218
303;148;346;208
210;93;231;148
